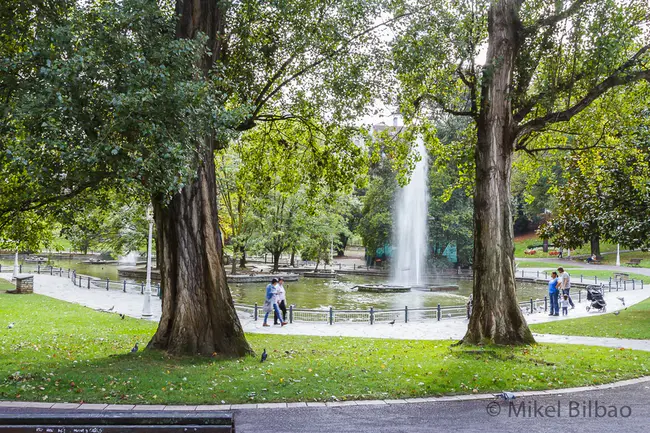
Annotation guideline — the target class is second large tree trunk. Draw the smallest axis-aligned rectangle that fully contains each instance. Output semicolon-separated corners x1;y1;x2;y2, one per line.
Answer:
464;0;534;345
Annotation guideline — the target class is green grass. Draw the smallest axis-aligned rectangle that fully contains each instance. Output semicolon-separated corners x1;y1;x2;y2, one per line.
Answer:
514;234;617;259
598;251;650;269
531;297;650;340
2;282;650;405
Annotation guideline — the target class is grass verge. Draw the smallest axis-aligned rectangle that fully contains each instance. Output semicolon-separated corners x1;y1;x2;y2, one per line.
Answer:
1;285;650;405
514;234;617;259
598;251;650;269
531;297;650;340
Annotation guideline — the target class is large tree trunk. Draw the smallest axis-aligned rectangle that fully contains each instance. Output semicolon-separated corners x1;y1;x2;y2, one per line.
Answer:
146;0;252;357
149;138;252;357
464;0;535;345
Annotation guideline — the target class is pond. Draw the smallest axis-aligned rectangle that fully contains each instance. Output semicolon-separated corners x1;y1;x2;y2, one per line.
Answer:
230;274;549;310
0;256;549;310
0;257;122;281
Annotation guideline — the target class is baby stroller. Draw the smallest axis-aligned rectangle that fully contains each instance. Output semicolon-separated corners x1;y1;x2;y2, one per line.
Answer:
586;284;606;312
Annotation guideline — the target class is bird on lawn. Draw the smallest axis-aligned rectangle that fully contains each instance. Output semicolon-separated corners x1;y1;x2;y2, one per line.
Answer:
130;342;139;353
107;306;115;312
617;297;625;306
119;314;125;320
613;311;620;316
389;319;396;325
261;349;268;363
7;322;14;329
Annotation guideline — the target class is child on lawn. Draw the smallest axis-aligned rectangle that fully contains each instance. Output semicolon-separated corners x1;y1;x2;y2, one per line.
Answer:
560;294;570;316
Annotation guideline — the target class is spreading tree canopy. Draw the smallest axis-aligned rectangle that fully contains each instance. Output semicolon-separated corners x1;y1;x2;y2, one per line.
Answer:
2;0;393;356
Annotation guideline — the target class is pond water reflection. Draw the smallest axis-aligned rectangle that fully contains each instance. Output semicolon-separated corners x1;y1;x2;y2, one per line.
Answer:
230;274;548;310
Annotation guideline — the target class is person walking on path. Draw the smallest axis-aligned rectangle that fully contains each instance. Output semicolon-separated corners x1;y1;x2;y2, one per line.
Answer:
548;271;560;316
558;247;563;258
274;277;287;325
558;267;575;308
263;278;287;327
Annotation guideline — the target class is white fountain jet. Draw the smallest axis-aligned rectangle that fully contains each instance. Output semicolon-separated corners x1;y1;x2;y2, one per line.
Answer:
391;136;429;287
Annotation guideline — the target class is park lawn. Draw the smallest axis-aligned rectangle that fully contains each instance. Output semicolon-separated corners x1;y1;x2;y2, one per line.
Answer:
2;286;650;405
541;269;649;283
513;234;617;259
531;297;650;340
598;251;650;269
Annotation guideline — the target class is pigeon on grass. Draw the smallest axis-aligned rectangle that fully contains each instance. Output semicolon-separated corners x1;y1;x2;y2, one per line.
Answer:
131;342;139;353
7;322;14;329
261;349;268;363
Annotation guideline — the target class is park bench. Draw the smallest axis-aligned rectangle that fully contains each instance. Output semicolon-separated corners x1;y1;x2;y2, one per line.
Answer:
0;411;235;433
625;258;642;267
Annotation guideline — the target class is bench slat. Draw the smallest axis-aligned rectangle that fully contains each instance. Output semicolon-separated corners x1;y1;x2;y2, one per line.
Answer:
0;412;234;433
0;412;233;425
0;425;234;433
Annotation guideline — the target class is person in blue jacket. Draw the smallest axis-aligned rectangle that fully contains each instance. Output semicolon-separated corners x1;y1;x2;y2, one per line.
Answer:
548;271;560;316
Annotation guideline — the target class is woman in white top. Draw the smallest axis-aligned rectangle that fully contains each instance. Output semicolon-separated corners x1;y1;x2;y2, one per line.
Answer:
274;277;288;325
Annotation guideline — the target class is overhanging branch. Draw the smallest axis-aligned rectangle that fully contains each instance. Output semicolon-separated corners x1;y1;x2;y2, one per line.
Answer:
516;45;650;139
523;0;591;36
414;94;476;118
517;121;610;155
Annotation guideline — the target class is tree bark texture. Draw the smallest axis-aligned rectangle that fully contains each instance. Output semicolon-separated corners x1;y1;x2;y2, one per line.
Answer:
147;0;252;357
150;141;251;356
464;0;535;345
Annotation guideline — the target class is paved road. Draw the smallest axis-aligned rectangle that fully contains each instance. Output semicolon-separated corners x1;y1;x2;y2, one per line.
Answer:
234;382;650;433
1;382;647;432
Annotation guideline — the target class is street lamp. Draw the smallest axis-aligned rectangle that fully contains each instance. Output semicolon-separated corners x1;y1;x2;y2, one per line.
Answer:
142;204;154;318
13;248;18;280
616;243;621;266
